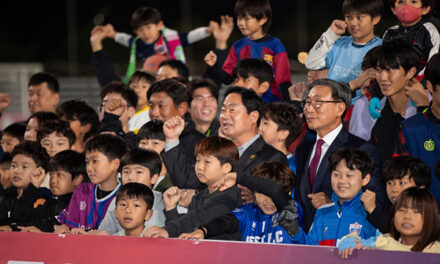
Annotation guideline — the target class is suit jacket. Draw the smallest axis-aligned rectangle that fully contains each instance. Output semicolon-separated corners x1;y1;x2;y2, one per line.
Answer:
179;118;206;165
162;135;288;190
294;128;385;232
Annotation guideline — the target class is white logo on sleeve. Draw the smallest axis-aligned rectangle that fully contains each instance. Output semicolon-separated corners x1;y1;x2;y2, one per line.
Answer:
349;222;363;236
80;201;87;211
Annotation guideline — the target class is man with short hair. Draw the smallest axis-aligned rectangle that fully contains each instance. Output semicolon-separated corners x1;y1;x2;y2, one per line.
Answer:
147;79;205;163
161;87;287;195
27;73;60;114
147;79;191;122
295;78;384;231
188;79;220;136
219;88;286;173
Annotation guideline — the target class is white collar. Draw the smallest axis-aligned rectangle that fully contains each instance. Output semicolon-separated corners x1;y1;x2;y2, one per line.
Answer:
317;123;343;146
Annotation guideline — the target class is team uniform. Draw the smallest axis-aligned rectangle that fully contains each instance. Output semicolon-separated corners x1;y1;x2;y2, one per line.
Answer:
233;202;303;244
220;35;292;102
58;182;121;230
402;107;440;208
293;191;377;246
115;27;210;64
305;27;382;103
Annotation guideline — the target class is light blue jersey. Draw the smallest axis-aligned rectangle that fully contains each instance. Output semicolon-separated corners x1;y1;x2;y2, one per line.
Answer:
325;36;382;103
306;27;382;104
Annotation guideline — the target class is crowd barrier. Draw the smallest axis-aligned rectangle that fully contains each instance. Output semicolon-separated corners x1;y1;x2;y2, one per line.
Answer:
0;232;439;263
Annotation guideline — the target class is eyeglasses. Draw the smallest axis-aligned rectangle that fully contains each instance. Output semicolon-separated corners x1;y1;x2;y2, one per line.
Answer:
301;99;343;110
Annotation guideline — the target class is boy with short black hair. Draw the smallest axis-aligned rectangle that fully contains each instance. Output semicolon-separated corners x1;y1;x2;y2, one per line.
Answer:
97;147;165;235
55;134;126;233
383;156;431;200
119;148;161;188
305;0;383;103
205;0;292;102
19;150;86;233
129;71;156;93
56;99;100;153
37;120;76;158
0;142;49;231
144;136;242;238
102;6;214;81
232;58;274;99
290;148;377;246
1;123;26;154
137;120;172;192
138;119;165;153
259;102;303;174
157;59;190;82
114;182;154;237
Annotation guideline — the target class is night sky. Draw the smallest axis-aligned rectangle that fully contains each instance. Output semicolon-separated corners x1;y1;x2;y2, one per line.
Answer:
0;0;437;76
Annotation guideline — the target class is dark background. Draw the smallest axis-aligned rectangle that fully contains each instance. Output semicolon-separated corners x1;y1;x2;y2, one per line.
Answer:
0;0;438;76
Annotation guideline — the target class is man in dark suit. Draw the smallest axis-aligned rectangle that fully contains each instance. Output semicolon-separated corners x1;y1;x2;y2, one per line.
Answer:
294;79;385;232
162;87;287;193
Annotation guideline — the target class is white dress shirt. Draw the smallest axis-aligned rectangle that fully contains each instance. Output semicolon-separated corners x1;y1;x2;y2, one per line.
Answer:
308;123;343;168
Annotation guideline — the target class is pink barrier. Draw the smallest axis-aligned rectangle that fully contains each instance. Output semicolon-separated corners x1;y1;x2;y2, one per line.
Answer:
0;232;439;264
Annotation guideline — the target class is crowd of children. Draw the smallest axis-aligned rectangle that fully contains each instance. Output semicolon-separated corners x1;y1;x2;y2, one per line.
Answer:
0;0;440;258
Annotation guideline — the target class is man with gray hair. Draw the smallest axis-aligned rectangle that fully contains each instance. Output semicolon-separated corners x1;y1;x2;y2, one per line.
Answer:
294;78;385;231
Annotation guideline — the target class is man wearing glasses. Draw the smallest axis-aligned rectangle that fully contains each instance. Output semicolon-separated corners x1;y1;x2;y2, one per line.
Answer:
99;81;138;148
295;78;385;231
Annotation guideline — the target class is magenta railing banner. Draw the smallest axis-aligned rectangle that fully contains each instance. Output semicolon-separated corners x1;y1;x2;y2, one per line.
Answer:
0;232;439;263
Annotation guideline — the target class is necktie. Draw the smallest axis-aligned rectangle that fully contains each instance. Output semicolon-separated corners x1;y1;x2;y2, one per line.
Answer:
309;139;325;190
